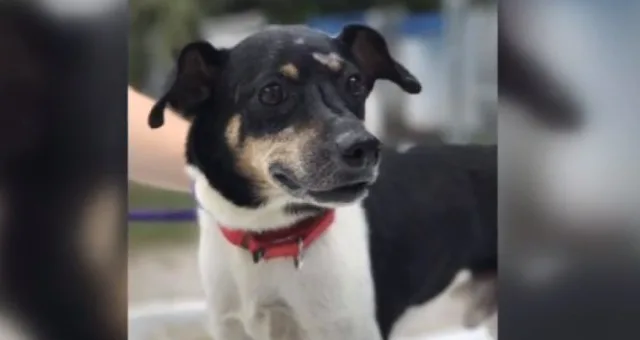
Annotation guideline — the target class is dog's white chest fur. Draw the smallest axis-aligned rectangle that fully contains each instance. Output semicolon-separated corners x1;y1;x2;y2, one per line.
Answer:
189;166;382;340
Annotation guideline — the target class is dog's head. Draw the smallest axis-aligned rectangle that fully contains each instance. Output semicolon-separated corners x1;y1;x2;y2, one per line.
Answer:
149;25;421;208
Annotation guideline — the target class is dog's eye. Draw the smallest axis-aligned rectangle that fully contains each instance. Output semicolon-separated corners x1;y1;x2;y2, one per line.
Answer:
259;83;285;106
346;74;366;97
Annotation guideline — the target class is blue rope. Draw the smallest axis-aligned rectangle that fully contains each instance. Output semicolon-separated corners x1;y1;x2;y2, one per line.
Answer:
128;181;224;223
129;182;200;223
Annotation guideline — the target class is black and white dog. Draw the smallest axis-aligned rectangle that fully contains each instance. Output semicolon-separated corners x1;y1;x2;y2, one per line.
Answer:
149;24;496;340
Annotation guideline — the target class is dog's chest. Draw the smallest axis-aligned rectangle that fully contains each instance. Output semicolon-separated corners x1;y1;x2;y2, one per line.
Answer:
197;204;379;339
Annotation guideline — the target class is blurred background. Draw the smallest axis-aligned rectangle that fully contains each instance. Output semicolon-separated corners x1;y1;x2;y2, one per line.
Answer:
0;1;128;339
500;1;640;339
128;0;497;339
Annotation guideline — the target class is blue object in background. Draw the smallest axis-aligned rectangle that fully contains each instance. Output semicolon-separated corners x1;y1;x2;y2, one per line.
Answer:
306;12;367;35
400;12;444;37
306;11;444;39
129;209;197;222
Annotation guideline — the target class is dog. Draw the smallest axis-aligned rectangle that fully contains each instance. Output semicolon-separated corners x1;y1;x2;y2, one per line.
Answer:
148;24;497;340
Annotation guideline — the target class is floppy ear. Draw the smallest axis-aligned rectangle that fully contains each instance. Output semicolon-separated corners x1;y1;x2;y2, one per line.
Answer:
336;24;422;94
148;41;228;129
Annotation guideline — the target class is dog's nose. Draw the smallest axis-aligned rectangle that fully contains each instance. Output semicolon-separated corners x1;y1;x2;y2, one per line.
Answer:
336;132;381;169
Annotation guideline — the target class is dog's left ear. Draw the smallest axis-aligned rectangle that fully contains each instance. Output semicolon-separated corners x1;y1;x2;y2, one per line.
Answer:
148;41;229;129
336;24;422;94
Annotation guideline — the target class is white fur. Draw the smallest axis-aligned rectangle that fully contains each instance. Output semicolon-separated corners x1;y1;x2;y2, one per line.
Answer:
188;165;383;340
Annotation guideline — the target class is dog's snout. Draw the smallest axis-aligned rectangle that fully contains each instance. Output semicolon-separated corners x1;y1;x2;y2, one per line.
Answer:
336;132;381;169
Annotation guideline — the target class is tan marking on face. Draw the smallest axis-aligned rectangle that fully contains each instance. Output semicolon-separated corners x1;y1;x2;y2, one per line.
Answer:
225;114;242;149
312;52;343;72
280;63;299;80
230;125;318;195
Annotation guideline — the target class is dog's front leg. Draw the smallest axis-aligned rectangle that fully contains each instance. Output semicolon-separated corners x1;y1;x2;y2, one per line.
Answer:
199;260;251;339
295;311;382;340
243;304;271;340
206;309;252;340
288;293;382;340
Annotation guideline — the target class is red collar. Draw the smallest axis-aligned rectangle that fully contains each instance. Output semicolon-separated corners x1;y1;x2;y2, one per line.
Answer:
218;210;335;268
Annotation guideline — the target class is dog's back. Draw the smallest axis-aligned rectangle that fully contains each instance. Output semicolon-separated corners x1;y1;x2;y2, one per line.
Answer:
364;144;497;337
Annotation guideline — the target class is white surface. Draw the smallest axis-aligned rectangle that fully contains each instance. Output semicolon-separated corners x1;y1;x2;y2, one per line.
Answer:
400;328;492;340
128;300;492;340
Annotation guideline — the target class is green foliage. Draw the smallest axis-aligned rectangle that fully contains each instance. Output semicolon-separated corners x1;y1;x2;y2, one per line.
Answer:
130;0;215;88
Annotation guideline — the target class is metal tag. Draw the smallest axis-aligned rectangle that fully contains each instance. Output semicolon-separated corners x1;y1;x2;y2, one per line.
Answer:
252;249;265;264
294;238;305;270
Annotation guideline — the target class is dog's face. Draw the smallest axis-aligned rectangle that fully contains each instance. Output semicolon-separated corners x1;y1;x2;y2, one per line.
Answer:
149;25;421;208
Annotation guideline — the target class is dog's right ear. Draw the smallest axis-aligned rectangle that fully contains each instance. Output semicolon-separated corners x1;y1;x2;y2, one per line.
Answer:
148;41;228;129
336;25;422;94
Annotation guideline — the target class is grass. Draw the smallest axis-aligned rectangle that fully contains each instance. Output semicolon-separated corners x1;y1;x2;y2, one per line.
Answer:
128;182;198;247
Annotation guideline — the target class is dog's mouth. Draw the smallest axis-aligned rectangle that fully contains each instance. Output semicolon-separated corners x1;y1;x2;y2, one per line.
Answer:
307;181;370;203
272;171;302;191
270;165;373;203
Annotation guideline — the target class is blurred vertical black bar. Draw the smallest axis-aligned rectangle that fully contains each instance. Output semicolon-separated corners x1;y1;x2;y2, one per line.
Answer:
0;1;127;340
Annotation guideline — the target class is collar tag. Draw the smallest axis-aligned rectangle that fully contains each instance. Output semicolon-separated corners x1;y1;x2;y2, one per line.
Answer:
252;249;265;264
294;237;304;270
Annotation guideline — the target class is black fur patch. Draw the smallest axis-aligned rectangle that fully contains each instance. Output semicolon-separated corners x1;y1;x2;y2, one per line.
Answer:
364;145;497;338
